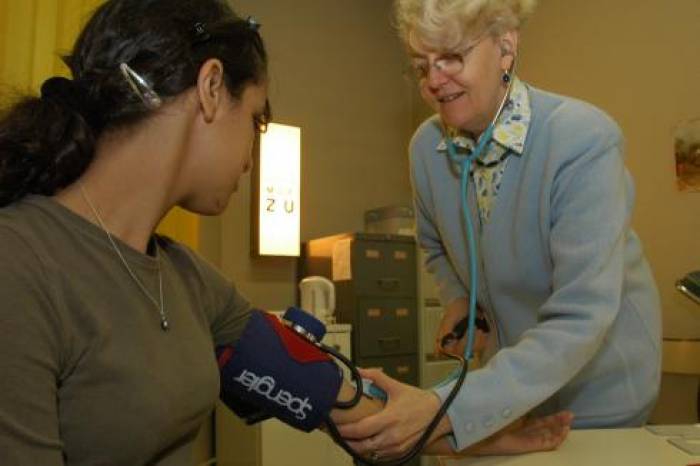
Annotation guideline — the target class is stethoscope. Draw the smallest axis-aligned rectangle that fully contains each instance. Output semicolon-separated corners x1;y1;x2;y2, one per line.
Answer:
441;60;517;364
282;62;517;466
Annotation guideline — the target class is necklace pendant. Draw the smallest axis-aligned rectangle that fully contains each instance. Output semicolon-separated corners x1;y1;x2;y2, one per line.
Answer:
161;319;170;331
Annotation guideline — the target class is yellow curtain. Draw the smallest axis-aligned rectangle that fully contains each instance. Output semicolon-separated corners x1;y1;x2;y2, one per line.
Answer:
0;0;200;250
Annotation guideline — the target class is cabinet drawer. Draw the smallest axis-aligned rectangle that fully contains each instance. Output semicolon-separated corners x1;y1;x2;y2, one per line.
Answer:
356;354;418;386
351;240;416;297
356;298;417;357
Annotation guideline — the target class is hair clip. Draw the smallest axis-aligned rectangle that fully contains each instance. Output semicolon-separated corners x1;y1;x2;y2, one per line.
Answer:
246;16;261;31
192;22;211;44
119;62;162;110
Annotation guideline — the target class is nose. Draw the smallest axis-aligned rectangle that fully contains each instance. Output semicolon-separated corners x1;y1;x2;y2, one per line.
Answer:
425;65;448;94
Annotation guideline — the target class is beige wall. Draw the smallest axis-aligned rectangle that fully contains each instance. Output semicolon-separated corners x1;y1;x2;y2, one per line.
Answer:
515;0;700;339
203;0;414;312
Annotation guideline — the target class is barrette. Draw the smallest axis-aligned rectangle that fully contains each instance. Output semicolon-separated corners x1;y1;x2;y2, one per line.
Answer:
192;22;211;44
119;62;162;110
246;16;261;31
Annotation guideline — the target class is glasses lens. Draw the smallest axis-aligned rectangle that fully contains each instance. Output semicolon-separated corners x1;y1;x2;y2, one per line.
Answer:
435;54;463;76
409;54;464;82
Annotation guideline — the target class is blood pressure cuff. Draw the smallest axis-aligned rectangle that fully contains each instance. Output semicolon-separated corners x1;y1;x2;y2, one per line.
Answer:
216;309;343;432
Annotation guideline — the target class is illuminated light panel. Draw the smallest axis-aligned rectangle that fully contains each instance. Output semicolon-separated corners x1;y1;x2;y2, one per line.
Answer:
258;123;301;256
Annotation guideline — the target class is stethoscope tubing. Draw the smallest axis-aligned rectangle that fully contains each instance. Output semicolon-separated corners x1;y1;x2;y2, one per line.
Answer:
445;70;515;364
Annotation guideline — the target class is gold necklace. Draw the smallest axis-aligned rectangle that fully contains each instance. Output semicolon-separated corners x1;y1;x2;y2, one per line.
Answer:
79;184;170;331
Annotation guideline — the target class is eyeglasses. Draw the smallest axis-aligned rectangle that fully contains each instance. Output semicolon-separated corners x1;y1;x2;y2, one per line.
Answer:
408;38;484;82
254;99;272;134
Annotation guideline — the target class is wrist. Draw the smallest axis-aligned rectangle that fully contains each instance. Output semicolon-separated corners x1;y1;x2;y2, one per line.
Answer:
429;391;453;437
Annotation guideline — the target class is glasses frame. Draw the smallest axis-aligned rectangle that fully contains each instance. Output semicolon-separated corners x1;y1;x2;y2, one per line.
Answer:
408;36;486;83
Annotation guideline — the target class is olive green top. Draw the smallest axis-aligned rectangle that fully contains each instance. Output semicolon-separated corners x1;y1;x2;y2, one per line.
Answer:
0;196;251;465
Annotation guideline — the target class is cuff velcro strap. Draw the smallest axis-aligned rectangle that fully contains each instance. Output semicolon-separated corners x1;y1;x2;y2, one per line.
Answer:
217;309;343;432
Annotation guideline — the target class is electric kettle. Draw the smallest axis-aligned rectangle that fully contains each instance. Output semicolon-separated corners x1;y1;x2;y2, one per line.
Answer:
299;276;336;324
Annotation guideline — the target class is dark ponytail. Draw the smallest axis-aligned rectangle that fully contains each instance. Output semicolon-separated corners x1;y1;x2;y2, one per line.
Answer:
0;0;268;207
0;79;96;206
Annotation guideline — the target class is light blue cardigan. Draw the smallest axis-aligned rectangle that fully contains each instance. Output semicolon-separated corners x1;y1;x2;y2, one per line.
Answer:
410;84;662;451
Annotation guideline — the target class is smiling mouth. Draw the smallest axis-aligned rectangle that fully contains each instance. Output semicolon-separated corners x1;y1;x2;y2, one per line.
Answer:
437;92;465;104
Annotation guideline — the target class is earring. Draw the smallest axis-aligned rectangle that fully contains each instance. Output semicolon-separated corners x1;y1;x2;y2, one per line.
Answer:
502;70;511;84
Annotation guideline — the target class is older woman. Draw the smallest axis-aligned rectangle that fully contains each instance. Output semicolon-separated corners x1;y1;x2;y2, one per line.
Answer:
340;0;661;460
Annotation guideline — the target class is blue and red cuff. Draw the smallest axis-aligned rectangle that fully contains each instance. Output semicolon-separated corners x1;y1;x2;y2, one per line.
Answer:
217;310;343;432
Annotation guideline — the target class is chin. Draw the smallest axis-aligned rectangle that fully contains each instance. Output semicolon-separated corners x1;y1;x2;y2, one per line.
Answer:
181;194;231;216
208;196;231;215
437;103;464;124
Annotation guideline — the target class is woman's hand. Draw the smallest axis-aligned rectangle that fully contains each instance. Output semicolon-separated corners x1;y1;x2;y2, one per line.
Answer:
423;411;573;457
461;410;574;456
336;368;449;461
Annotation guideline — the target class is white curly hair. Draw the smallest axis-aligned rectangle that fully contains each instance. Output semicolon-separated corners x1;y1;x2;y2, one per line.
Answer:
395;0;537;52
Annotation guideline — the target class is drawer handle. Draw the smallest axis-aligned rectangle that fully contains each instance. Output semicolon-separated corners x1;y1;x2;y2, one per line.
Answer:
393;250;408;260
396;365;410;374
365;249;381;259
378;337;401;349
377;278;400;290
367;308;382;318
395;308;409;318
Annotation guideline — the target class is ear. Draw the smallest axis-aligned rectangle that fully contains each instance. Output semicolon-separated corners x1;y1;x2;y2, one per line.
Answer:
498;30;520;71
196;58;227;123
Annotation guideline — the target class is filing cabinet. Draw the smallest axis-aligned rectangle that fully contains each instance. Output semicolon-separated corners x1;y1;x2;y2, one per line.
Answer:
302;233;419;386
355;297;417;357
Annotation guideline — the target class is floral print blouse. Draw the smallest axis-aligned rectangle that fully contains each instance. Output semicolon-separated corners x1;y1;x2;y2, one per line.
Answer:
436;77;532;223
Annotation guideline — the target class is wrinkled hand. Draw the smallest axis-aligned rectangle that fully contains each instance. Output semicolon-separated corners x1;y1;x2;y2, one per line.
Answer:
463;411;574;456
337;368;448;461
